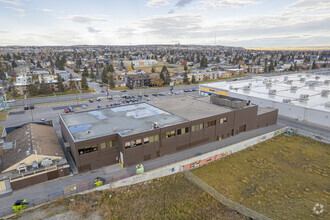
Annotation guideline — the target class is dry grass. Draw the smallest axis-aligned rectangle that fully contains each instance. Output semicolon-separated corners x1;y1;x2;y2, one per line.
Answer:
192;134;330;220
0;111;8;122
52;173;246;219
135;65;185;73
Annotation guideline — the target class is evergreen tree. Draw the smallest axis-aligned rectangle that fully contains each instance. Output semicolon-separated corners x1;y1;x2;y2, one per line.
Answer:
264;58;268;73
37;61;42;68
294;62;297;71
11;85;18;97
216;57;220;63
120;60;125;70
289;64;294;71
101;68;108;84
28;83;39;96
200;55;208;68
108;64;115;72
109;73;115;88
184;64;188;71
268;60;274;72
69;73;76;90
312;60;317;69
191;75;196;84
81;75;89;90
160;65;170;85
57;74;64;93
12;60;17;68
90;67;95;80
40;76;50;94
151;66;155;73
82;66;89;77
0;70;6;80
183;71;189;84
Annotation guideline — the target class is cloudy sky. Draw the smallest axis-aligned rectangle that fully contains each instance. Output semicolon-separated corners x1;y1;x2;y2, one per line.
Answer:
0;0;329;47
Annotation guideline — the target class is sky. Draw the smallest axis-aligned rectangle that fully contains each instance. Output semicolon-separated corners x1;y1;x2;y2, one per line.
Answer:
0;0;329;47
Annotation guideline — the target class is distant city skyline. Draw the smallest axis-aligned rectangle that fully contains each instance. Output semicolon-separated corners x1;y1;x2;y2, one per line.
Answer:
0;0;329;47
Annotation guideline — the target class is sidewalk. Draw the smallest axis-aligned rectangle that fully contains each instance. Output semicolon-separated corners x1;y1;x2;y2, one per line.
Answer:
0;123;285;216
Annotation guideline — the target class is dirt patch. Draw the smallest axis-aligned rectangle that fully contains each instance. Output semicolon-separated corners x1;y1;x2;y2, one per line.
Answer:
192;134;330;219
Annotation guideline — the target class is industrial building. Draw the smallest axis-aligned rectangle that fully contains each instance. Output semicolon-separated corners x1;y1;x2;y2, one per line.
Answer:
60;95;278;172
200;72;330;128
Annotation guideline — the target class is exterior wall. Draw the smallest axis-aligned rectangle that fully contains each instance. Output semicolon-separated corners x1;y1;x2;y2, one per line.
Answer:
10;166;70;190
199;86;228;96
256;110;279;128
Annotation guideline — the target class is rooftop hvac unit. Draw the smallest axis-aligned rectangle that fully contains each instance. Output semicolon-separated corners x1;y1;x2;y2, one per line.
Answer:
266;82;272;88
324;80;330;85
321;90;329;96
306;74;311;77
315;76;320;80
229;85;233;90
153;122;159;129
41;158;53;167
285;80;293;84
300;94;309;100
290;86;298;91
300;78;305;82
325;102;330;108
283;99;291;103
248;82;252;86
243;85;251;90
269;89;276;95
17;163;27;173
298;74;302;77
284;76;288;81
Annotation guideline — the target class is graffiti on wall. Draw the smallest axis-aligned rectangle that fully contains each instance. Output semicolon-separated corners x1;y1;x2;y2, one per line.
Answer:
183;151;232;171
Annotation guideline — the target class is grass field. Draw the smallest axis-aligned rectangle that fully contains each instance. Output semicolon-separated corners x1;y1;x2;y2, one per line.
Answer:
0;111;8;122
23;174;246;219
192;134;329;219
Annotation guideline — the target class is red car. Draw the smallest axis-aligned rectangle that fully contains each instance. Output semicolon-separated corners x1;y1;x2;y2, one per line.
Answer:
64;108;70;113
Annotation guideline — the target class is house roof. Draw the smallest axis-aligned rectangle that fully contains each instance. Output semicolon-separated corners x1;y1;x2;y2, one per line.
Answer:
0;123;64;173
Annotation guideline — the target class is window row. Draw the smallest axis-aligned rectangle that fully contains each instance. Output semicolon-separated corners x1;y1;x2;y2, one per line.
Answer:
219;117;228;124
125;135;159;149
78;140;118;155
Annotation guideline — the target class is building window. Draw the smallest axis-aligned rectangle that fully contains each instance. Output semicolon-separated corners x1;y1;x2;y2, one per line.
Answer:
78;145;98;155
192;123;203;132
149;136;155;143
125;142;131;149
106;140;118;148
206;120;216;128
154;135;159;141
136;139;142;146
177;127;189;135
100;142;106;150
144;137;149;144
224;117;227;122
219;117;228;124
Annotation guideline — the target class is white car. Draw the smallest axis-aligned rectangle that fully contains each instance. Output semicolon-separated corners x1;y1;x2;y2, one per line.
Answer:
7;99;15;103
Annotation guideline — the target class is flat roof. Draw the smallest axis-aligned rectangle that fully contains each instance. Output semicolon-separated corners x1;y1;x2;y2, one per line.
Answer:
150;96;233;121
60;103;188;141
201;72;330;112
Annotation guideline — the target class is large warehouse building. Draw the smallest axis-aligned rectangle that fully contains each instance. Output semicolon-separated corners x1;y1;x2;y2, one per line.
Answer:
60;95;277;172
200;72;330;128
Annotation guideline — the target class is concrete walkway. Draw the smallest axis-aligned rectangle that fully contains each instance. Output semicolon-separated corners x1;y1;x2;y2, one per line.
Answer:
0;123;285;217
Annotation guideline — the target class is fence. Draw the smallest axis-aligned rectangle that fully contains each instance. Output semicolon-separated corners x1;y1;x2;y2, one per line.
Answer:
184;171;272;220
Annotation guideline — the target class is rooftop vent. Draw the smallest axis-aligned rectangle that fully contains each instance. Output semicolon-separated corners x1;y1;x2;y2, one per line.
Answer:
284;76;288;81
266;82;272;88
87;130;91;134
300;94;309;100
243;85;251;90
229;85;233;90
283;99;291;103
269;89;276;95
285;80;293;84
324;80;330;85
300;78;305;82
290;86;298;91
153;122;159;129
17;163;27;173
325;102;330;108
315;76;320;80
321;90;329;96
298;74;302;77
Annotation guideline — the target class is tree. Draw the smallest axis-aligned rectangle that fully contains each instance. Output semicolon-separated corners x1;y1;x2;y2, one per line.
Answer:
289;64;294;71
312;60;317;69
216;56;220;63
69;73;76;90
191;75;196;84
183;71;189;84
37;61;42;68
81;75;89;90
0;70;6;80
150;73;164;86
82;67;89;78
120;60;125;70
28;83;39;96
184;64;188;71
264;58;268;73
12;60;17;68
151;66;155;73
11;85;18;97
40;76;50;94
268;60;274;72
57;74;64;93
101;68;108;84
90;67;95;80
109;73;115;88
160;65;170;85
200;55;208;68
108;64;115;72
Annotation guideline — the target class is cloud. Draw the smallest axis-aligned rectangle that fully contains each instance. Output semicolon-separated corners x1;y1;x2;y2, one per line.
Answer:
176;0;195;7
289;0;330;8
5;6;24;13
116;27;135;38
205;0;261;8
168;9;175;14
60;15;108;23
0;0;23;6
87;27;101;33
37;8;55;12
146;0;169;7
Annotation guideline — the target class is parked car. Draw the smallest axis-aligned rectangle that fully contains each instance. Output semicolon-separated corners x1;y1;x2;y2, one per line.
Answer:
97;105;102;108
159;93;166;96
101;90;105;93
24;105;29;110
81;104;87;109
152;93;158;96
40;118;45;121
96;97;101;102
7;99;15;103
99;84;104;87
174;92;180;95
144;94;149;97
138;94;142;98
68;106;74;112
64;108;70;113
29;105;34;110
121;90;127;92
89;99;94;103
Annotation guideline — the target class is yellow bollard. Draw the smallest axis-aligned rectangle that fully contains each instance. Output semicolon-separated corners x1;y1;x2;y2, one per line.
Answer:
77;108;80;110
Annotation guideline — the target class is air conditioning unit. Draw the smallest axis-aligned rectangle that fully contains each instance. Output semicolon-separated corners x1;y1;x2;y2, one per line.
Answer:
284;76;288;81
315;76;320;80
17;163;27;173
266;82;272;88
243;85;251;90
41;158;53;167
324;80;330;85
325;102;330;108
229;85;233;90
300;78;305;82
300;94;309;100
298;74;302;77
285;80;293;84
290;86;298;91
269;89;276;95
283;99;291;103
153;122;159;129
321;90;329;96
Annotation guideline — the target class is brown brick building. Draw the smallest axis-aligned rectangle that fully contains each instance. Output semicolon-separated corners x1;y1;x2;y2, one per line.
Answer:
60;95;278;172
